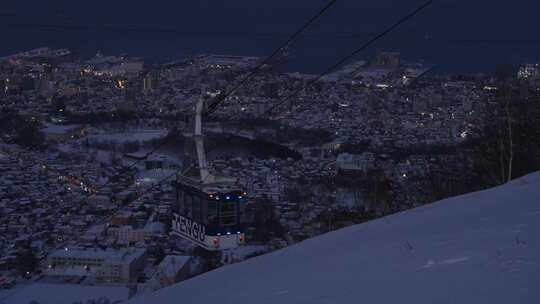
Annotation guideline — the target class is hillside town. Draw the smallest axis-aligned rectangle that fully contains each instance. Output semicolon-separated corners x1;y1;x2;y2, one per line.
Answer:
1;47;539;301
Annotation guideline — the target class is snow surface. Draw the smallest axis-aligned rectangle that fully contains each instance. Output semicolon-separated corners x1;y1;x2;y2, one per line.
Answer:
2;283;129;304
87;130;166;143
157;255;191;278
41;124;81;135
131;171;540;304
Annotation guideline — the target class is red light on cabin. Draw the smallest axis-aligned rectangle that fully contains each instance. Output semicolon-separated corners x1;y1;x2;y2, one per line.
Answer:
213;238;219;247
239;234;245;243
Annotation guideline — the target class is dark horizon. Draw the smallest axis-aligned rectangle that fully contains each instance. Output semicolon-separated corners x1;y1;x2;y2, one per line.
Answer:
1;0;539;74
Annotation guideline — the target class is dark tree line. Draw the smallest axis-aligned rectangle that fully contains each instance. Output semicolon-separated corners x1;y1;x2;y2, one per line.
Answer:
65;109;137;124
207;133;302;160
251;199;285;243
470;83;540;185
0;110;46;149
15;245;39;278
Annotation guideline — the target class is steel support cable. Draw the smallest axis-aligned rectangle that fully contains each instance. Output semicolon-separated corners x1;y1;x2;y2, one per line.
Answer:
206;0;339;114
255;0;435;119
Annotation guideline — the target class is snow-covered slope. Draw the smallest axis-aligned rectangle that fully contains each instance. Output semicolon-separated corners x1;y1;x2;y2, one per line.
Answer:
132;172;540;304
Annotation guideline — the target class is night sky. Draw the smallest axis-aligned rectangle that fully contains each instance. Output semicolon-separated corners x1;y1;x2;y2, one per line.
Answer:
1;0;538;73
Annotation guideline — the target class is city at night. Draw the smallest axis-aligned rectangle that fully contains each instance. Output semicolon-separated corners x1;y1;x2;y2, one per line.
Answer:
1;1;539;303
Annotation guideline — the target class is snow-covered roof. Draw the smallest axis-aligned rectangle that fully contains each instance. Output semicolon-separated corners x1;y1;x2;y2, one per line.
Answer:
144;221;165;233
50;248;146;264
131;171;540;304
41;124;81;135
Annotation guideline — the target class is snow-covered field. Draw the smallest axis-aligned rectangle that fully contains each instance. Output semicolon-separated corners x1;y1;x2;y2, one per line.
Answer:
87;129;167;143
131;171;540;304
2;283;129;304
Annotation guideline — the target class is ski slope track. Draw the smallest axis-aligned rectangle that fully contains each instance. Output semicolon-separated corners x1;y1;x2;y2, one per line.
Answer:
132;171;540;304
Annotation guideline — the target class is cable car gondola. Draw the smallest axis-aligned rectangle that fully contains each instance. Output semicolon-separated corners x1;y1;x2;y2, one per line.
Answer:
172;176;246;250
171;92;246;251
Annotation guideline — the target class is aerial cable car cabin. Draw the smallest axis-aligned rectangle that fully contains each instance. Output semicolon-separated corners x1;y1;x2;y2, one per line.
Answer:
171;91;246;251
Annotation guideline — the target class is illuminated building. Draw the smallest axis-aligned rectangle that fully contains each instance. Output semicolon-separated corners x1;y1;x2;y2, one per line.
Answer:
375;51;401;69
143;71;160;93
47;248;147;283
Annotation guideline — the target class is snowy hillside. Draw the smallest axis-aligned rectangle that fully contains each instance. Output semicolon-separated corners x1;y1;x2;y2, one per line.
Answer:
132;171;540;304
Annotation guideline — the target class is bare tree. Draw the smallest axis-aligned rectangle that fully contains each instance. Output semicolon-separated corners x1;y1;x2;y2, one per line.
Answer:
473;82;540;185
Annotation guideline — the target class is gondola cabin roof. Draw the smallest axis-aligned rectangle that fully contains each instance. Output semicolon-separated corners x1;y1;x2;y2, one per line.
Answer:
176;173;243;196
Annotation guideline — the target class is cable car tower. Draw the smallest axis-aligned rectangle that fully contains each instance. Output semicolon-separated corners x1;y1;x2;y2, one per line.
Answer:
171;91;246;251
